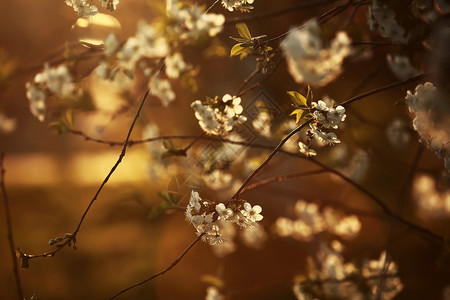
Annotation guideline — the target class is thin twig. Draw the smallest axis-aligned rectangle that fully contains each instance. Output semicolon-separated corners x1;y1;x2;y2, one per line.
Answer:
224;0;342;25
236;68;261;95
0;154;24;300
205;0;220;13
226;120;312;204
264;0;367;44
109;234;204;299
12;46;103;79
308;157;441;240
27;87;151;259
236;57;283;97
340;72;426;107
182;132;205;153
241;169;328;193
73;88;150;235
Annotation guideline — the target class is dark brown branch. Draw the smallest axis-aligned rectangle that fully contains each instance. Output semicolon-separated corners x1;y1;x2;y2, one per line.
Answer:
340;72;426;107
73;88;150;235
265;0;367;43
241;169;328;193
0;154;24;300
236;56;283;97
236;68;261;95
27;87;151;259
182;132;205;153
224;0;343;25
308;157;441;240
109;234;204;299
225;120;312;204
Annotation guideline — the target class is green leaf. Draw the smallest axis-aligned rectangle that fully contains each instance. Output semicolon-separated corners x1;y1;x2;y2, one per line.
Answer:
65;108;74;127
230;43;249;58
162;139;175;150
229;36;250;43
253;34;268;40
236;23;252;40
200;274;224;288
290;108;305;123
49;120;70;134
287;91;308;108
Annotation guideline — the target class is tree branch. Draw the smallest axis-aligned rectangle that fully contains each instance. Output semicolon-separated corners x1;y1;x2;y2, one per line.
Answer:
109;234;204;299
240;169;328;193
224;0;343;25
0;154;24;300
27;87;151;259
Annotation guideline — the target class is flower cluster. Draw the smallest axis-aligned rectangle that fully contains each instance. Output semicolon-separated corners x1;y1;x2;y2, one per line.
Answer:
185;190;263;245
65;0;119;17
368;0;409;44
221;0;254;12
288;88;346;157
252;108;272;138
191;94;247;135
405;82;450;171
386;54;419;80
294;242;403;300
165;52;192;79
149;76;176;106
205;286;224;300
362;251;404;299
413;174;450;221
300;99;346;154
386;118;411;149
93;1;224;107
211;218;267;257
0;112;16;134
166;0;225;41
26;63;80;122
281;20;351;86
275;200;361;241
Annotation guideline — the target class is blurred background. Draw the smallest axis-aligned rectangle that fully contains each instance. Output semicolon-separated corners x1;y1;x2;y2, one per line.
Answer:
0;0;449;299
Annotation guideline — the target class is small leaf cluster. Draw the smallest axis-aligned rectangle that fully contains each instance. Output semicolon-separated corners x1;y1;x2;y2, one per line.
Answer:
48;232;77;250
230;23;273;73
48;108;75;134
287;86;314;124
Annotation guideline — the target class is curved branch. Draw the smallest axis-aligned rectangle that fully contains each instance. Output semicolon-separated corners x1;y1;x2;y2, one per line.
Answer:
109;234;204;299
224;0;343;25
27;87;151;260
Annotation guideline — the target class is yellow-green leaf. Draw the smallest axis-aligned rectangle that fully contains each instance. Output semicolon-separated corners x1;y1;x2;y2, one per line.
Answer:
200;274;224;288
290;108;305;123
287;91;308;108
230;43;249;58
65;108;74;127
236;23;252;40
49;120;70;134
253;34;268;40
230;36;249;43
